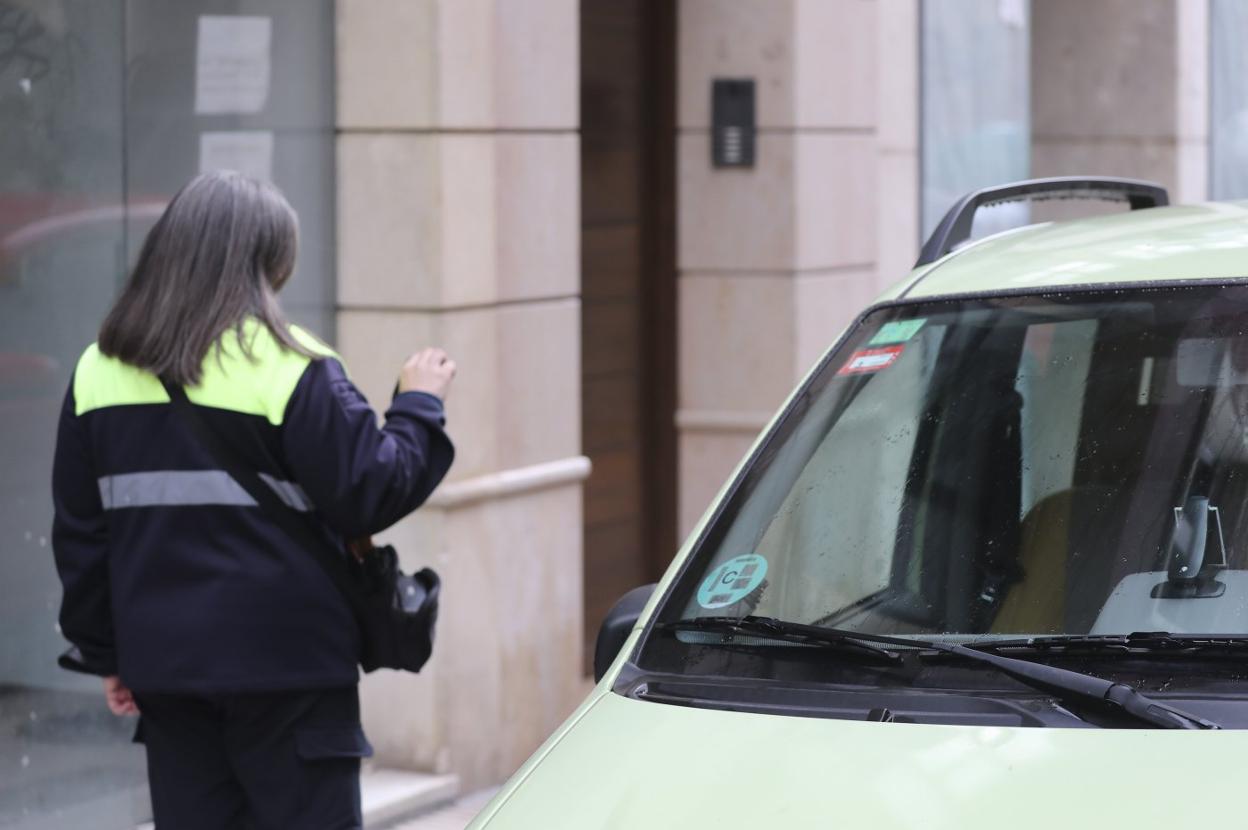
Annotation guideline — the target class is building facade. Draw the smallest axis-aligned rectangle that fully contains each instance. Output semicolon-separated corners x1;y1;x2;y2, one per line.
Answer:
0;0;1241;826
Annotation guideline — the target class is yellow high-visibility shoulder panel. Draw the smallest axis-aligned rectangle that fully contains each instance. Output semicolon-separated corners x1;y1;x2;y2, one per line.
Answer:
73;320;340;425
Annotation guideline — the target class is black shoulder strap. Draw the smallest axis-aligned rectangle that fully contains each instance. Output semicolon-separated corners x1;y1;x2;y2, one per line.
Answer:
160;380;367;614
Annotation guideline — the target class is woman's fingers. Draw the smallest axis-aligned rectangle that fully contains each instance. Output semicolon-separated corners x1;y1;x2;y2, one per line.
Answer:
109;697;138;716
103;676;139;716
398;347;458;398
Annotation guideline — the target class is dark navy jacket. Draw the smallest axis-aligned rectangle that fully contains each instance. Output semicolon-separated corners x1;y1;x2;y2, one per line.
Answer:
51;322;454;693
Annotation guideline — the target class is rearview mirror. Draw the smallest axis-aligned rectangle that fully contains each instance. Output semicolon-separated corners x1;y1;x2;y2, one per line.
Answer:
593;584;657;682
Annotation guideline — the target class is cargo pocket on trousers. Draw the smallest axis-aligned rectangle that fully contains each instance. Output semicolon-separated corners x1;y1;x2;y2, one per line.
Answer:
294;726;375;762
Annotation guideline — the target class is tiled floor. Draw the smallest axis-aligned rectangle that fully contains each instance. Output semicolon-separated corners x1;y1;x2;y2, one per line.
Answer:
389;789;498;830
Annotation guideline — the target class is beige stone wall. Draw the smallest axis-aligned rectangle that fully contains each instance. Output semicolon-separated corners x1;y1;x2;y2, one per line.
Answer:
1031;0;1208;204
335;0;585;791
876;0;920;292
675;0;919;536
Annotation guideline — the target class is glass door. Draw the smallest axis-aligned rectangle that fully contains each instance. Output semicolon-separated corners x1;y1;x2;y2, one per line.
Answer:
0;2;335;826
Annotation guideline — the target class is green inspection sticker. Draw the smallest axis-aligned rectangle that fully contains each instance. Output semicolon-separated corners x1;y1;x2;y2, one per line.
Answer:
869;318;927;345
697;554;768;609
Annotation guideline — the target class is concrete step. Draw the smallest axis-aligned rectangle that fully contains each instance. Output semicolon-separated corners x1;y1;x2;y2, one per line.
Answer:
363;769;461;828
387;789;499;830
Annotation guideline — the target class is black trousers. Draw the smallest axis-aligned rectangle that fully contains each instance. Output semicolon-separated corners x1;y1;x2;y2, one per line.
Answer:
133;686;372;830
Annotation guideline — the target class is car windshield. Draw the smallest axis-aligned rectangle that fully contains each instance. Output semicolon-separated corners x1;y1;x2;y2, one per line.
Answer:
652;283;1248;647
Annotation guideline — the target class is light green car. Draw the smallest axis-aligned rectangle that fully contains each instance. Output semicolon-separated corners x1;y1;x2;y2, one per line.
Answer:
471;178;1248;828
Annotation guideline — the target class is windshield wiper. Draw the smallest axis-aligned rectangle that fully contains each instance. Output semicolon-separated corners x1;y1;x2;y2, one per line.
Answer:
920;638;1221;729
659;618;1220;729
972;632;1248;657
657;616;902;664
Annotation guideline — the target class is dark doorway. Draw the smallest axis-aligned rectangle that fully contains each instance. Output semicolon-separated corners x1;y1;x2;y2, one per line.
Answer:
579;0;677;671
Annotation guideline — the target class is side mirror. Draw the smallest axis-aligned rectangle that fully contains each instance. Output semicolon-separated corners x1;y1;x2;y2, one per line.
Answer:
593;584;657;682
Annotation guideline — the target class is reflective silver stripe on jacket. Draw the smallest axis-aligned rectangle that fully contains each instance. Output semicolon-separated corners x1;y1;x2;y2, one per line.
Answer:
97;471;313;512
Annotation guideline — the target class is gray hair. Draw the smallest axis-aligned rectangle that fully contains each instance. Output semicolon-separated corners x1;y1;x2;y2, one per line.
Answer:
98;171;316;386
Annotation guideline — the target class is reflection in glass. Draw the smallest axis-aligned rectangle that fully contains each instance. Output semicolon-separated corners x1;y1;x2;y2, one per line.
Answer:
1212;0;1248;200
0;2;334;826
921;0;1030;241
657;286;1248;656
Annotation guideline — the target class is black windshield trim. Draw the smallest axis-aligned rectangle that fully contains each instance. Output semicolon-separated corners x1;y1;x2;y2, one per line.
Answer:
887;275;1248;308
619;670;1098;729
972;632;1248;654
655;618;1220;728
631;278;1248;672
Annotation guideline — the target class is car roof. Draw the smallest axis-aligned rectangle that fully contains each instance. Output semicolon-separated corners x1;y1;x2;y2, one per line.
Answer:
895;201;1248;301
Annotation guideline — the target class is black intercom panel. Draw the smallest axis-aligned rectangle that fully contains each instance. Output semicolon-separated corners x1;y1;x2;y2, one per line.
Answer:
712;78;756;168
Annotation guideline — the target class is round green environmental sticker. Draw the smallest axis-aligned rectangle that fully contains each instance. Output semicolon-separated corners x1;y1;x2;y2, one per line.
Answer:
697;554;768;609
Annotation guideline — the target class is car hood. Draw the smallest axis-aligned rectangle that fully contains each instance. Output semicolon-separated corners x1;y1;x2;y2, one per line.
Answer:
474;689;1248;829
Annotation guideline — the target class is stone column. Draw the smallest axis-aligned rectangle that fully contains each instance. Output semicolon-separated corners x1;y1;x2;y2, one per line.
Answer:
675;0;885;535
877;0;920;289
335;0;584;790
1031;0;1208;203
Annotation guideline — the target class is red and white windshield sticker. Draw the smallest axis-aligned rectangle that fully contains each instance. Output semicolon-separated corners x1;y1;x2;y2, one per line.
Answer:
837;345;904;376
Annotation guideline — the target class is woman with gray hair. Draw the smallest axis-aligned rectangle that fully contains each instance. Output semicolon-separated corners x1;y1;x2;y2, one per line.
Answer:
50;170;456;829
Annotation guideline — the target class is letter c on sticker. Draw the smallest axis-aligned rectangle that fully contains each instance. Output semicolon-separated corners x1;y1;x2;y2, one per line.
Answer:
697;554;769;610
